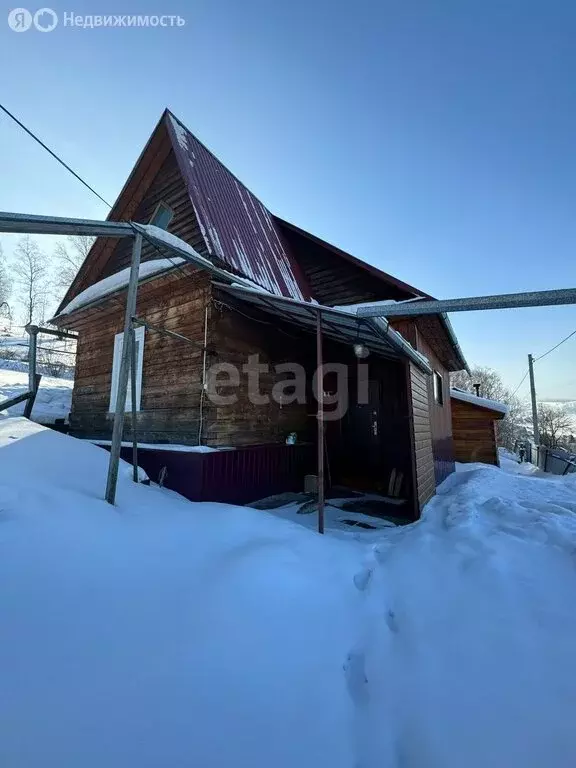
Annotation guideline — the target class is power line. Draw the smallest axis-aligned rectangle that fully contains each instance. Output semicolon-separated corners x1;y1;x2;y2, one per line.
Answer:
511;370;529;397
510;327;576;398
0;103;112;209
0;102;197;290
534;329;576;362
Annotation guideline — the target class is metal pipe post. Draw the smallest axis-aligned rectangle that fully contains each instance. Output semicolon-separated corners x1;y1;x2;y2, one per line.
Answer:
197;305;209;445
130;326;139;484
528;353;540;445
316;310;325;534
105;234;142;505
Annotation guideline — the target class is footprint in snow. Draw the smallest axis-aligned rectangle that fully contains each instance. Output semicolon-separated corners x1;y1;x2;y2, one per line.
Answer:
344;649;369;707
353;566;373;591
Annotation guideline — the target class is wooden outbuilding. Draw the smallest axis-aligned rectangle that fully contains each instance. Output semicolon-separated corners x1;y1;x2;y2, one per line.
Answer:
450;389;508;466
50;109;469;517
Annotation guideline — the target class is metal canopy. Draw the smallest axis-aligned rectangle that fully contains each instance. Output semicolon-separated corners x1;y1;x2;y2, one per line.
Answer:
214;282;432;373
356;288;576;317
0;211;135;238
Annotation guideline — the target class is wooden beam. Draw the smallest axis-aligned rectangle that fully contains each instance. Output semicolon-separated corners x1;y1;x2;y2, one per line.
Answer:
1;389;34;410
23;374;42;420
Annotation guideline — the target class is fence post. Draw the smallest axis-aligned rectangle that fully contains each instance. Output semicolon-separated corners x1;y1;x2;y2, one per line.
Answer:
25;324;38;395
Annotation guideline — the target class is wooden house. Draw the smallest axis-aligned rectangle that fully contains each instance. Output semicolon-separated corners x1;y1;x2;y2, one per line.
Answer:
51;109;468;517
450;389;508;466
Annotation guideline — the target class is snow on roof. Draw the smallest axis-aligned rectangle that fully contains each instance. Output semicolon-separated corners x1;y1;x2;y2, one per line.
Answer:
135;225;214;270
57;257;185;316
450;388;509;415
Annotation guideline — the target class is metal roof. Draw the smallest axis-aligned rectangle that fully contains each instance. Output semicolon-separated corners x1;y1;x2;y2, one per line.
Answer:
213;282;432;373
166;112;311;302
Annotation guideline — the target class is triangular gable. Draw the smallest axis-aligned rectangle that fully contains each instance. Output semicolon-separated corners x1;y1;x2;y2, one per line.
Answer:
57;112;174;312
165;112;310;301
58;110;311;313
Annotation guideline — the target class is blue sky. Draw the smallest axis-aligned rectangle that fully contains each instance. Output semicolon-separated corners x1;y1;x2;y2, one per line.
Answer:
1;0;575;399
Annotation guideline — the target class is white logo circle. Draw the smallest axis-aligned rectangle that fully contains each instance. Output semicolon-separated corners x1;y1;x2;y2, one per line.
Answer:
33;7;58;31
7;7;32;31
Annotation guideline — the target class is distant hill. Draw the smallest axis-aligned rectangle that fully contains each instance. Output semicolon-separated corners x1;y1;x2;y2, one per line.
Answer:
539;400;576;416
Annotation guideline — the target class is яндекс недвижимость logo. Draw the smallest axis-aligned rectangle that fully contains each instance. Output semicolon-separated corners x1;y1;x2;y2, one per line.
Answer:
7;7;58;31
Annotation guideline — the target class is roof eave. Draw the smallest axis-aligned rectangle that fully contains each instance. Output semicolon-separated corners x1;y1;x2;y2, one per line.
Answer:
439;313;469;373
274;216;429;301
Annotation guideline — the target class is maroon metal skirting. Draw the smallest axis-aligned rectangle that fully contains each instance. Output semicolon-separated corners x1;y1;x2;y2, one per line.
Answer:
116;442;315;505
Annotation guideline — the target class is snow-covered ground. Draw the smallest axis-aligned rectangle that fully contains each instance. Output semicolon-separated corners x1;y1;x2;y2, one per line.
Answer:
1;419;576;767
0;367;73;423
0;331;76;380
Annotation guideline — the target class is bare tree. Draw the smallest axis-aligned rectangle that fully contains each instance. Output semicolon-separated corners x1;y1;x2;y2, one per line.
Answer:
537;404;575;448
0;241;12;316
451;366;509;401
12;236;50;326
53;235;94;294
451;365;528;450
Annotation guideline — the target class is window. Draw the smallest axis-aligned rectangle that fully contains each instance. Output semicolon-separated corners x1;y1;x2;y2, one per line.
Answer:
149;201;174;230
433;370;444;406
109;326;145;412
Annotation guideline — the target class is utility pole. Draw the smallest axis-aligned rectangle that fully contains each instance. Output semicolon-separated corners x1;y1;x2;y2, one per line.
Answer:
528;353;540;445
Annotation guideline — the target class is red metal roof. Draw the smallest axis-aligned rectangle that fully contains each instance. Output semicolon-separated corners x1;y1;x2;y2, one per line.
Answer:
166;111;310;301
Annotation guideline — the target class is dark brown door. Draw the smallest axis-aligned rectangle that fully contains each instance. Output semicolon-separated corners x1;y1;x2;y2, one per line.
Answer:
337;380;383;489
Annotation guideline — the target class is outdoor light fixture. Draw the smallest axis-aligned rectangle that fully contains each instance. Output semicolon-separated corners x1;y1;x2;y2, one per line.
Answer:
353;342;369;359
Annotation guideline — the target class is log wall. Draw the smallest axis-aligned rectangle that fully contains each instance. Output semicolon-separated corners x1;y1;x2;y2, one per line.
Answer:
65;266;213;443
206;296;317;446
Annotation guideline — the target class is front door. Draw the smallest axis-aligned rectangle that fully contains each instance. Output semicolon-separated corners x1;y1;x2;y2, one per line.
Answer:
337;379;383;490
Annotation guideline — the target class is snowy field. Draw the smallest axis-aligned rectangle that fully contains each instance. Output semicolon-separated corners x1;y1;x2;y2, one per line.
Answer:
1;418;576;767
0;367;73;423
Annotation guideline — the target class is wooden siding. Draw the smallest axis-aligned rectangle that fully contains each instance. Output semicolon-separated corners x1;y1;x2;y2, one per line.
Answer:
66;267;213;443
407;361;436;509
392;319;455;485
451;398;501;465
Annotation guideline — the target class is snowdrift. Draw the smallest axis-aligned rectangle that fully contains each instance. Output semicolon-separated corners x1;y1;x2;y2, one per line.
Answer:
1;418;576;768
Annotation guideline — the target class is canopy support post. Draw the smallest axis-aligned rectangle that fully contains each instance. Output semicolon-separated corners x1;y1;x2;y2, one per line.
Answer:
316;310;325;534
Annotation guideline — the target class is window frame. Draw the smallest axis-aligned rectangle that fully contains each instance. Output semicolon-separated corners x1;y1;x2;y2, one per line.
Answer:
433;370;444;406
148;201;174;230
109;325;145;413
